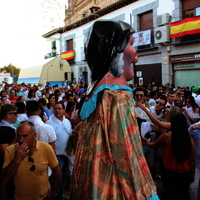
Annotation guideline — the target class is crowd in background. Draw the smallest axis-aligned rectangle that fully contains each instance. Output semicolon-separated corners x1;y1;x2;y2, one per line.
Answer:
0;78;200;199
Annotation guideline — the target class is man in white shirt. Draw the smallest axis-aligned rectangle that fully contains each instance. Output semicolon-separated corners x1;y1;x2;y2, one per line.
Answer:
165;91;176;107
46;101;72;200
26;100;57;153
148;90;158;107
149;95;167;141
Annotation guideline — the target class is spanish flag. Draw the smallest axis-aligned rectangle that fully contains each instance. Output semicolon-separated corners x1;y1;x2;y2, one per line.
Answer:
170;16;200;38
61;50;75;60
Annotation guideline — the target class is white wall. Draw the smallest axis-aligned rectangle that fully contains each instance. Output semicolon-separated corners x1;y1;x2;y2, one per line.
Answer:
46;0;176;84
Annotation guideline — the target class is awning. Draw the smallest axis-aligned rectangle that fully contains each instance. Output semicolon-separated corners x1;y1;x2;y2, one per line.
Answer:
18;57;55;84
18;57;71;85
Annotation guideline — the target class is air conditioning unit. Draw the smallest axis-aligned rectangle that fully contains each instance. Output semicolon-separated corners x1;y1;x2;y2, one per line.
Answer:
156;13;171;26
154;25;170;44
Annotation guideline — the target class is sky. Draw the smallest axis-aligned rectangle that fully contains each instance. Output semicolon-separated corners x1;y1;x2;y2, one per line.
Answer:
0;0;48;69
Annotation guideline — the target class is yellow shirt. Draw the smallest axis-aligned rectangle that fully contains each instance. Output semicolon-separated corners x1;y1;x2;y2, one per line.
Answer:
3;141;58;200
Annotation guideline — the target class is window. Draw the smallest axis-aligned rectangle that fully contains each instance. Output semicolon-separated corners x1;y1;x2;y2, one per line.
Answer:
181;0;200;42
66;39;73;51
137;11;154;50
184;7;200;18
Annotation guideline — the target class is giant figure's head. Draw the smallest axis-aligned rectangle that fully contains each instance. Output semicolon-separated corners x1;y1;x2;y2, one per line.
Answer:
85;20;136;94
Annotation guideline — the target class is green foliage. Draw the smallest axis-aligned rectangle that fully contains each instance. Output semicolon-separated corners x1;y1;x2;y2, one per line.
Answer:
0;64;21;82
0;64;20;76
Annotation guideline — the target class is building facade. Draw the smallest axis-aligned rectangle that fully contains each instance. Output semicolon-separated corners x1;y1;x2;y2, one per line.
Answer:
42;0;200;88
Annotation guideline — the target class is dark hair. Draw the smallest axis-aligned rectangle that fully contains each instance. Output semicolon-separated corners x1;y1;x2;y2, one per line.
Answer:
66;133;78;156
1;96;7;101
28;89;35;99
66;94;74;100
26;100;40;114
47;94;56;109
149;90;157;98
185;95;199;111
167;91;175;96
66;101;76;113
158;95;167;105
16;96;24;102
0;104;18;119
15;101;26;114
54;101;65;110
170;113;191;163
133;87;147;96
38;98;47;106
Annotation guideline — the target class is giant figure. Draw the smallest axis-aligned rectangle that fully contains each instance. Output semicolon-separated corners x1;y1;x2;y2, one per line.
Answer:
70;20;159;200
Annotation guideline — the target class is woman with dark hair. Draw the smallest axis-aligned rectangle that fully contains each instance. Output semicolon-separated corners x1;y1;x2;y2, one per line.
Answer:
182;95;200;125
65;101;76;128
47;94;56;115
16;96;26;103
70;20;158;200
26;89;37;101
143;112;195;200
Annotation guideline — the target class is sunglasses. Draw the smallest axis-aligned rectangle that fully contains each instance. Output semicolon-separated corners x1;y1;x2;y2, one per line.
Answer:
135;94;144;98
156;101;165;106
186;101;191;103
28;157;36;171
177;93;181;95
8;112;18;115
163;110;170;114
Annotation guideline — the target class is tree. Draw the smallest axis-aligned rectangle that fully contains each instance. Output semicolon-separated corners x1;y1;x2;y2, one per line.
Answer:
0;64;21;82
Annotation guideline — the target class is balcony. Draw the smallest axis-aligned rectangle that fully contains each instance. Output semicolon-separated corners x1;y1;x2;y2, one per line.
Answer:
172;33;200;45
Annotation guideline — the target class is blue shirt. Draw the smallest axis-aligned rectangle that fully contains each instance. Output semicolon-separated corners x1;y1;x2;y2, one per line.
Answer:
190;123;200;168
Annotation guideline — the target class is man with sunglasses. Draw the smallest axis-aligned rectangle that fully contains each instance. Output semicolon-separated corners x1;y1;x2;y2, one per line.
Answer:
0;104;18;169
2;121;61;200
0;104;18;199
149;95;167;123
134;87;151;121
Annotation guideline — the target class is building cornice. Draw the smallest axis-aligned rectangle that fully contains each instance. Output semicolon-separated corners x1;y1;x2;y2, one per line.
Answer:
42;0;137;38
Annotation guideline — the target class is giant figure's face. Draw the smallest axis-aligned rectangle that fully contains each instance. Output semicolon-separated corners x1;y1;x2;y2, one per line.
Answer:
122;35;138;81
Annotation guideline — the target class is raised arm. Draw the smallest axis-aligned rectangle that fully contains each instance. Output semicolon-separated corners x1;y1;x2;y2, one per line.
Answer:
142;133;168;149
2;143;29;184
137;102;171;130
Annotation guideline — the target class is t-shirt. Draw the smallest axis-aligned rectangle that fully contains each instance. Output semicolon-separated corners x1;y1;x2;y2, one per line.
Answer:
3;141;58;200
0;126;16;168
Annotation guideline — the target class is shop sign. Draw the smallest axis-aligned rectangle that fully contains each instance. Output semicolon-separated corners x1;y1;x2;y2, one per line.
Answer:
170;53;200;63
174;61;200;69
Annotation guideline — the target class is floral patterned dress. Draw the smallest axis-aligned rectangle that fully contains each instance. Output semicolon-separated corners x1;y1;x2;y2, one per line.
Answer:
70;85;159;200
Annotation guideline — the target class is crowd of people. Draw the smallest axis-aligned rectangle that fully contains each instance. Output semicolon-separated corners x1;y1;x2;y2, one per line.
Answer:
1;19;200;200
0;80;86;200
0;78;200;200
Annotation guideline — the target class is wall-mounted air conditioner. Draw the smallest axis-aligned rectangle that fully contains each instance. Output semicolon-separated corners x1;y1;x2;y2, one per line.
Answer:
156;13;171;26
154;25;170;44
